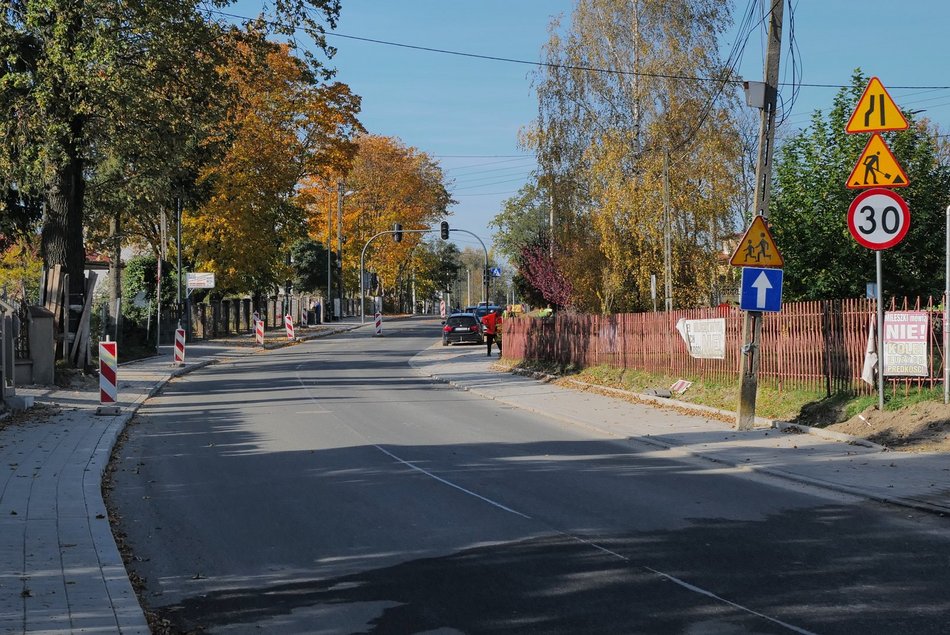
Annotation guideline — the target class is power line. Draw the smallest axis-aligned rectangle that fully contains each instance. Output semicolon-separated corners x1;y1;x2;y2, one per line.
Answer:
434;154;533;158
207;8;950;90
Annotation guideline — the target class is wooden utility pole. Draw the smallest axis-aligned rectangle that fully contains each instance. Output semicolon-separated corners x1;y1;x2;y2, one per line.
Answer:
663;150;672;312
737;0;784;430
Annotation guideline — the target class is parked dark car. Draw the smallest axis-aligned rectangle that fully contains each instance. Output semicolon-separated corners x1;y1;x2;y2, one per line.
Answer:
442;313;484;346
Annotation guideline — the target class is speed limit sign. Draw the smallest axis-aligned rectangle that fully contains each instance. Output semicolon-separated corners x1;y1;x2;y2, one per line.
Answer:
847;188;910;250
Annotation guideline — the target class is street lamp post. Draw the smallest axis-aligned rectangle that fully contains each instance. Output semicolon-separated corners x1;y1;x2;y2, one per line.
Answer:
337;181;344;317
332;184;357;320
326;192;332;321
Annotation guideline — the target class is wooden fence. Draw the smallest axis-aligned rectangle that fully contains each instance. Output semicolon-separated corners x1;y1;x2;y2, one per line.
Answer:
502;297;946;396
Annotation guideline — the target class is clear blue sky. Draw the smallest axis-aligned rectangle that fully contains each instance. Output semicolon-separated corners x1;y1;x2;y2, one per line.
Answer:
236;1;950;251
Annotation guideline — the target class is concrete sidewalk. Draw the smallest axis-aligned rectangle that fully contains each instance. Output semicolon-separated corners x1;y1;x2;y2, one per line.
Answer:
410;344;950;517
0;321;362;635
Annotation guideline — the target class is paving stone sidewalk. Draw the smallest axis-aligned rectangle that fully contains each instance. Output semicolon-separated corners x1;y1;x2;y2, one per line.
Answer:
0;322;361;635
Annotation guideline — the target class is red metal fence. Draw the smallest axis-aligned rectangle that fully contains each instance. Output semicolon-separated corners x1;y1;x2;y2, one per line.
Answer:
502;297;946;395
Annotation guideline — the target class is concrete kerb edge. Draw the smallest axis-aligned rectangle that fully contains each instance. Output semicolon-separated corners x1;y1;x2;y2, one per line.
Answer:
558;376;886;452
413;356;940;516
85;352;248;632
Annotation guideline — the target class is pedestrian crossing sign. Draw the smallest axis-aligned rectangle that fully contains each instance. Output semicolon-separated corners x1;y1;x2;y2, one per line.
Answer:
729;215;783;268
847;133;908;189
845;77;909;134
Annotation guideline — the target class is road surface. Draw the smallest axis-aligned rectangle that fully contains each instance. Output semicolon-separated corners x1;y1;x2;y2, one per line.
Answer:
108;318;950;634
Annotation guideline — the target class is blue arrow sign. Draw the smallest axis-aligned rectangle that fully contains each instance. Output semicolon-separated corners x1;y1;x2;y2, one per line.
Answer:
740;267;783;312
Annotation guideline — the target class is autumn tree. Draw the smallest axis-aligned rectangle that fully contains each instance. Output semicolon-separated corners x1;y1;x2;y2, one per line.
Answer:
519;0;744;313
301;135;453;310
0;238;43;302
184;36;361;298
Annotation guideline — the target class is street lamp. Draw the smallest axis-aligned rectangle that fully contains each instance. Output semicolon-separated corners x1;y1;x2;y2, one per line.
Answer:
327;183;356;320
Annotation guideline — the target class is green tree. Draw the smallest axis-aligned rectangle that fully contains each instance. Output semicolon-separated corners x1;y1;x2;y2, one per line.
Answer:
770;71;950;300
490;179;550;263
290;239;336;295
121;254;175;326
0;0;343;318
376;239;460;312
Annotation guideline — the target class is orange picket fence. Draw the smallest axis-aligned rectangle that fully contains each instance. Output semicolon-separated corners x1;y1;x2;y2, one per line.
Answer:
502;297;947;396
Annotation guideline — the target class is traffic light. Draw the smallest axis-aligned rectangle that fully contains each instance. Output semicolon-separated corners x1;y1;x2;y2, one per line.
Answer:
440;221;449;240
393;223;402;243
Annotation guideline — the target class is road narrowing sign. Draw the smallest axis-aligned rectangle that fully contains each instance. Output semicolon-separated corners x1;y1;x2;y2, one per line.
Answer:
846;134;908;189
845;77;909;134
847;188;910;250
729;215;784;268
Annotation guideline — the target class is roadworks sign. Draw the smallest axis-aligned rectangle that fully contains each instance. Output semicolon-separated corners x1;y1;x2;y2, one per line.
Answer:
847;133;908;189
845;77;909;134
730;215;784;268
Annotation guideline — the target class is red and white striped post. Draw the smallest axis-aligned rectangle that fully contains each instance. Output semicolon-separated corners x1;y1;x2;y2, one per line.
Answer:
255;318;265;346
96;340;120;415
285;314;295;340
374;312;383;336
174;328;186;364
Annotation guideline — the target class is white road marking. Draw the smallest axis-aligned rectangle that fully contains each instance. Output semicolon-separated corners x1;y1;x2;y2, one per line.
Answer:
294;361;815;634
642;567;819;635
373;445;532;519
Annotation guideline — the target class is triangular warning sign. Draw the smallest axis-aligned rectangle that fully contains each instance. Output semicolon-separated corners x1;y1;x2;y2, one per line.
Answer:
846;77;909;134
730;216;784;268
847;134;909;189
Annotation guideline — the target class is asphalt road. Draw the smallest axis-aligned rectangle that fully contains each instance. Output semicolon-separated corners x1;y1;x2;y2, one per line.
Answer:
108;317;950;634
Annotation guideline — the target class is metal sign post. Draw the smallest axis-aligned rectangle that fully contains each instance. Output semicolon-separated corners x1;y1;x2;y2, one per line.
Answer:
876;252;885;411
844;77;912;410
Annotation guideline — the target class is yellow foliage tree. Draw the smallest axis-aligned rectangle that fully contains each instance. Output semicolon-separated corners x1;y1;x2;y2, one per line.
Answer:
0;238;43;303
524;0;744;313
300;135;453;306
185;34;361;296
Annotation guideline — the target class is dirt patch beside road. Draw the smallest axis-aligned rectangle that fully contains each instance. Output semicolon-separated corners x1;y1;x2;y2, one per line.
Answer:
826;401;950;452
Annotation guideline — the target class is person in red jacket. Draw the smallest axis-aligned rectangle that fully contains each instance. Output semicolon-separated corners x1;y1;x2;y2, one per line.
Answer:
481;308;502;357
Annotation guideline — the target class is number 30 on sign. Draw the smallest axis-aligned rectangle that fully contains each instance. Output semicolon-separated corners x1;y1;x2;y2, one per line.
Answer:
847;187;910;250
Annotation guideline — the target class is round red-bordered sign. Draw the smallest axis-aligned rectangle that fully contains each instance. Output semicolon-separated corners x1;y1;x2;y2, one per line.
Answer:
847;188;910;250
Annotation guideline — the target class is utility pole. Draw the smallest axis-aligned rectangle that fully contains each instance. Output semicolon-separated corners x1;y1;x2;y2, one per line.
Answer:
662;150;672;312
175;196;183;329
737;0;784;430
326;192;332;322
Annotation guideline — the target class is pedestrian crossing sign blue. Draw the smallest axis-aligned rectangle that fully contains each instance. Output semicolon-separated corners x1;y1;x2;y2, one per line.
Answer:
740;267;783;313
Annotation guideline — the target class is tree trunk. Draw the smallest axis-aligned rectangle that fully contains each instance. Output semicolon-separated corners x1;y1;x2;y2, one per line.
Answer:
41;124;87;357
110;212;122;338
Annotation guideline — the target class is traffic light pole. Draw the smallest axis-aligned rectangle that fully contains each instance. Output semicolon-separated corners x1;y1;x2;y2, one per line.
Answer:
358;225;491;323
447;228;490;305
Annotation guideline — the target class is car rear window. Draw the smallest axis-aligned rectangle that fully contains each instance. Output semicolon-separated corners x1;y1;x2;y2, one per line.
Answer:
447;316;477;327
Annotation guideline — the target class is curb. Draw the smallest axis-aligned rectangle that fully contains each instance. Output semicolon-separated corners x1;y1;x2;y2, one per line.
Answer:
86;353;239;632
87;331;359;632
412;355;946;518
